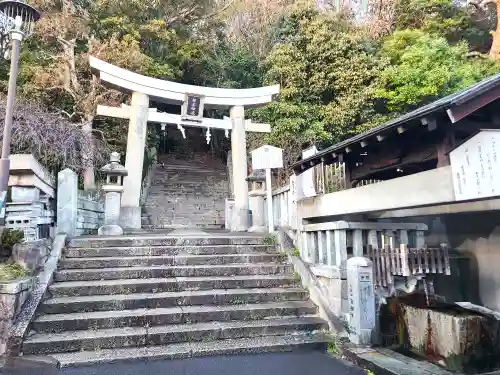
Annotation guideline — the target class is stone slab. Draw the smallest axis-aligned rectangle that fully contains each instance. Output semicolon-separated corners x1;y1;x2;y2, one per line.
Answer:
342;347;454;375
63;244;278;258
24;317;326;355
58;253;286;269
49;275;299;297
32;301;316;333
41;287;308;314
54;263;294;281
48;332;327;368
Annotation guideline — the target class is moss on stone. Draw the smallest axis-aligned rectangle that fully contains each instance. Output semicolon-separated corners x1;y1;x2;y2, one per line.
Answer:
0;262;27;281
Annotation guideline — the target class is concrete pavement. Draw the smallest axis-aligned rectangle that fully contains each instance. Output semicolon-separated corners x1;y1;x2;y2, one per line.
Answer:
2;351;365;375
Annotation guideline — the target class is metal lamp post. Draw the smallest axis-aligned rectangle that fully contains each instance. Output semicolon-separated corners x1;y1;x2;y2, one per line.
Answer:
0;0;40;192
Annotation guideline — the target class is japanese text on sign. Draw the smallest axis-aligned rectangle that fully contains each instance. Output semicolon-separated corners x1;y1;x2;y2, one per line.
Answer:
450;130;500;201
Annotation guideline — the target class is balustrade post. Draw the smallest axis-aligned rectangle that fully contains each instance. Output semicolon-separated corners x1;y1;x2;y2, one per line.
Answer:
353;229;363;257
334;229;347;267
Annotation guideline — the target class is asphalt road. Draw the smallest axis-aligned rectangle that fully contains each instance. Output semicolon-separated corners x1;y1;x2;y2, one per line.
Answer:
2;351;366;375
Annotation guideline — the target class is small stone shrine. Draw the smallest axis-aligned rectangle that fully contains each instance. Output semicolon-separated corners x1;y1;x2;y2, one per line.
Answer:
98;152;127;236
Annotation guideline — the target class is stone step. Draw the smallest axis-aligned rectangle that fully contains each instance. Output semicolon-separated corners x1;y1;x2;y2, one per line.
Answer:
144;204;225;210
24;317;325;356
145;210;224;216
144;212;224;218
150;181;228;187
42;332;328;368
41;288;308;314
145;200;224;206
66;235;268;248
153;168;227;174
152;175;227;180
140;224;225;230
148;189;228;194
32;301;317;333
49;275;300;297
59;253;286;269
54;263;293;282
148;221;225;227
147;214;224;220
63;245;277;258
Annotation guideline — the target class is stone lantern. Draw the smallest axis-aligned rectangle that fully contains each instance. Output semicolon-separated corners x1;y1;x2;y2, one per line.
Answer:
98;152;128;236
247;169;266;232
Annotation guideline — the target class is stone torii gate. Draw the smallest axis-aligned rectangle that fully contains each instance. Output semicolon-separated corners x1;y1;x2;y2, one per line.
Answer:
89;57;280;231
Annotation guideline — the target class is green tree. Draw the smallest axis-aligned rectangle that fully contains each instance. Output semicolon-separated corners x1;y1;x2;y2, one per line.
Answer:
393;0;493;52
252;8;383;165
374;29;500;112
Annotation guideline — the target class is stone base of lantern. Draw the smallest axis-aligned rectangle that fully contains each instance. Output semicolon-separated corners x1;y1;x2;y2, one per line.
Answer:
248;192;266;233
98;224;124;236
248;225;266;233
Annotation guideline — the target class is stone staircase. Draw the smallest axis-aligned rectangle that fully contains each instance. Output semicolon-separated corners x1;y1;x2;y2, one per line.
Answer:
22;231;329;367
142;154;230;229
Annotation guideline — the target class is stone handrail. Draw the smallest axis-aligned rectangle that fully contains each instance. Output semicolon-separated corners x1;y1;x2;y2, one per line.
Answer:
140;163;157;206
270;181;296;231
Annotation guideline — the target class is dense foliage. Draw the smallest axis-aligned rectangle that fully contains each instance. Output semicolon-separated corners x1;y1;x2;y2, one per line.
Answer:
0;0;499;175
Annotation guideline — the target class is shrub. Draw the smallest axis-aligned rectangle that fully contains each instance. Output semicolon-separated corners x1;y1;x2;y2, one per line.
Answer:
0;229;24;259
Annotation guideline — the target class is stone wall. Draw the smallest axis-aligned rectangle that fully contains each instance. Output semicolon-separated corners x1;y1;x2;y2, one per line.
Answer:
0;277;35;355
77;190;104;236
3;155;57;241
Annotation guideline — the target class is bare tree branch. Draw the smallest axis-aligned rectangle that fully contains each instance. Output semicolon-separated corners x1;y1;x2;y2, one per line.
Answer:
0;99;109;173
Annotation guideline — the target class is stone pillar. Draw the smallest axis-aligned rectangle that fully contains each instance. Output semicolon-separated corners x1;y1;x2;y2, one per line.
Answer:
120;91;149;229
347;257;376;345
82;122;96;191
56;168;77;236
230;105;249;231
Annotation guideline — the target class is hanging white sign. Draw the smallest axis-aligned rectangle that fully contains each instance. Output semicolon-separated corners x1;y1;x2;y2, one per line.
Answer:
450;129;500;201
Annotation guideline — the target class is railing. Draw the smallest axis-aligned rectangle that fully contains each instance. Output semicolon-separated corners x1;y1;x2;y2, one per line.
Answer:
312;162;381;194
271;175;298;231
313;162;346;194
299;221;428;267
367;244;451;288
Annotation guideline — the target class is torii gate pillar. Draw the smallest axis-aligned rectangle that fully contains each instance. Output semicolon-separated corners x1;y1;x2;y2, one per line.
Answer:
230;105;249;231
120;91;149;229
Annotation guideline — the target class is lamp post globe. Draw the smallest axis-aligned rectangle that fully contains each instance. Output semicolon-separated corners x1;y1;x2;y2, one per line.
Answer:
0;0;40;193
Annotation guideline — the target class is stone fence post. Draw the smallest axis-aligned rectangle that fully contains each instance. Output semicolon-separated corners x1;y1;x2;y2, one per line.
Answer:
56;168;77;236
347;257;376;345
